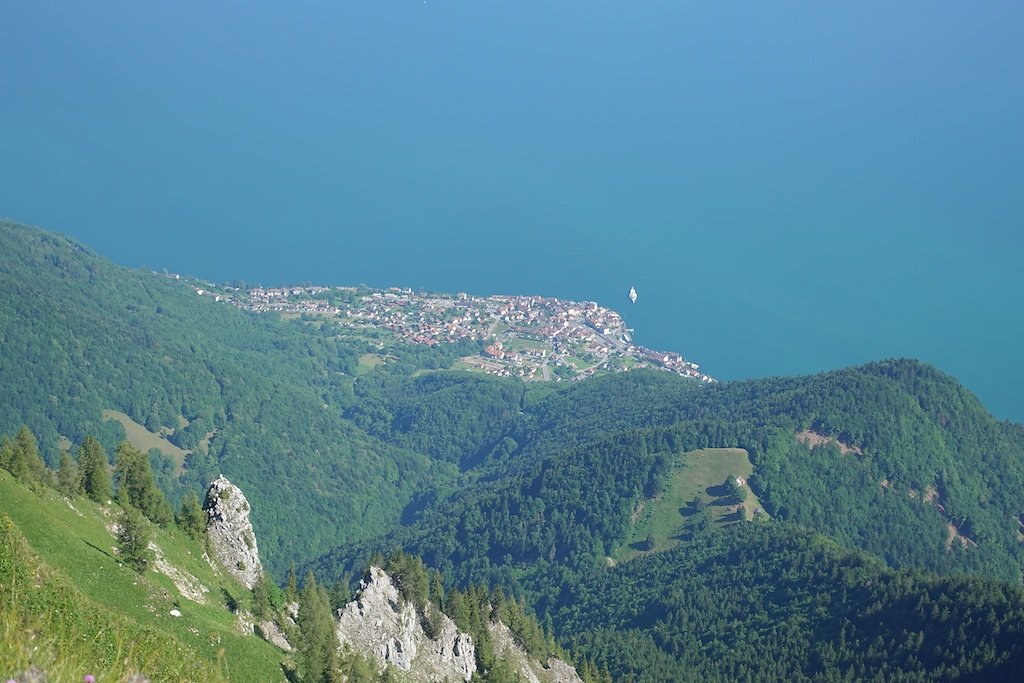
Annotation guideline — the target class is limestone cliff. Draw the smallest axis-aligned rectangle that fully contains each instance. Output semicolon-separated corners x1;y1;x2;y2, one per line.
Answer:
203;475;262;590
488;621;584;683
336;566;475;681
335;566;583;683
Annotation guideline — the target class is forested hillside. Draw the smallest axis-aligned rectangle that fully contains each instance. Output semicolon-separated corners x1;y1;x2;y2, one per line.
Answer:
4;221;1024;681
0;220;461;572
315;363;1024;587
313;352;1024;679
555;522;1024;682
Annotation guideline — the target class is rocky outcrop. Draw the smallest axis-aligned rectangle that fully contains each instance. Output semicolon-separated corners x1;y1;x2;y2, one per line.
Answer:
489;621;542;683
257;619;293;652
488;621;584;683
336;566;475;681
334;567;581;683
544;658;586;683
148;540;209;604
203;475;262;590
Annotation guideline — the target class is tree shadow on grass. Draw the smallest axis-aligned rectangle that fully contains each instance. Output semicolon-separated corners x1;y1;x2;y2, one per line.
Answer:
221;587;239;612
680;501;703;517
84;538;113;559
719;509;745;524
705;483;733;498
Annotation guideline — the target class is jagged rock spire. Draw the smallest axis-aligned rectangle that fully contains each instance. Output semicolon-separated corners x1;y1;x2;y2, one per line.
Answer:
204;475;262;590
336;566;476;681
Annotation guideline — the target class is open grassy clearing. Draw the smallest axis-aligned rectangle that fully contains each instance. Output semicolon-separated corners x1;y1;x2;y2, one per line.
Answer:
102;409;190;473
0;472;284;682
563;355;593;370
356;352;388;375
614;448;766;561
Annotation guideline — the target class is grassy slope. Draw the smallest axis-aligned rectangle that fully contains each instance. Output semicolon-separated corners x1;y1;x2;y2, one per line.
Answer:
0;471;284;682
615;448;766;560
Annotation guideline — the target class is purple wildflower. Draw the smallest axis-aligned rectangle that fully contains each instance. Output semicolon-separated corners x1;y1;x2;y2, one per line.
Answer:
84;676;96;683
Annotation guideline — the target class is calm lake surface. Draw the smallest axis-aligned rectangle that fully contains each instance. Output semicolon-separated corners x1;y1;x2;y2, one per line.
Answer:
2;2;1021;420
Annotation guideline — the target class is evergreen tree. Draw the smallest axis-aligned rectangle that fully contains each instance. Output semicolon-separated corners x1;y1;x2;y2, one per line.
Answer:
336;646;377;683
287;560;299;603
0;436;14;473
384;549;429;607
117;504;151;573
446;589;470;632
430;568;445;609
329;579;351;612
253;570;272;619
487;658;521;683
297;571;338;683
8;425;47;487
114;441;173;526
491;586;507;621
78;436;112;503
57;448;82;496
176;491;207;540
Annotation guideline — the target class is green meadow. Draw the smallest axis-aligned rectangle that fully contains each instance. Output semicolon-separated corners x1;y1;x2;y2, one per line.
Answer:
0;471;285;682
615;448;766;561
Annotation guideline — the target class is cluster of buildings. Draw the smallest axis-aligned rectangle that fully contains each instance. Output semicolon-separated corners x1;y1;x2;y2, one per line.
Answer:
346;289;490;345
636;348;708;380
190;281;714;384
235;286;339;315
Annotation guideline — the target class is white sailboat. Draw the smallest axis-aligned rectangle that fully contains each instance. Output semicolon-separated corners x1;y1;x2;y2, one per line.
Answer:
628;286;638;304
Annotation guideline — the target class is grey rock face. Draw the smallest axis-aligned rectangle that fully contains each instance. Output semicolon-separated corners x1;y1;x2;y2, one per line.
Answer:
489;620;542;683
257;619;294;652
336;566;476;681
488;621;584;683
544;657;586;683
203;475;262;590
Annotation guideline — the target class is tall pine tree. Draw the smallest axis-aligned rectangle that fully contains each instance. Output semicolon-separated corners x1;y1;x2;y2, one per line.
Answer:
287;561;299;603
57;449;82;496
297;572;339;683
78;436;112;503
176;491;207;540
117;504;151;573
7;426;48;488
113;442;172;525
0;436;14;474
252;570;272;619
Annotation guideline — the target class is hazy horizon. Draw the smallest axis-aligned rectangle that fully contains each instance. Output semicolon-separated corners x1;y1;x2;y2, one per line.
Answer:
2;1;1022;421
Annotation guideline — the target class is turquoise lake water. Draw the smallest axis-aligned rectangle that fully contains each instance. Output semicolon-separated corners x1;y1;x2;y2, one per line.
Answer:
1;2;1022;421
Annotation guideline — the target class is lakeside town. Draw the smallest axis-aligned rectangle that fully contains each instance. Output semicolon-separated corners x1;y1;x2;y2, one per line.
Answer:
187;279;715;383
